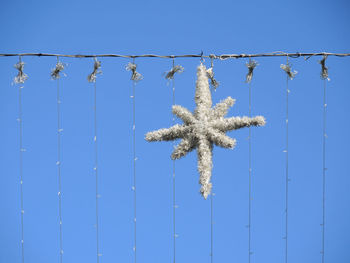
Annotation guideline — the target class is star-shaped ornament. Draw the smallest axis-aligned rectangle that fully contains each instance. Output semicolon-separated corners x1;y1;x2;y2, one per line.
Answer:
146;64;266;199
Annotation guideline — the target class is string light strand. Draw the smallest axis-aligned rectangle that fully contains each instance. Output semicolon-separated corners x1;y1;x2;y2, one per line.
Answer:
210;193;214;263
320;55;328;263
171;58;177;263
246;57;258;262
55;56;64;263
209;58;215;263
285;62;289;263
281;56;297;263
164;58;183;263
88;57;102;263
126;58;140;263
172;59;176;263
15;56;26;263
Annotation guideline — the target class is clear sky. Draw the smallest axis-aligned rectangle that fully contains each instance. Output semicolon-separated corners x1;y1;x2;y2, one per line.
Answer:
0;0;349;263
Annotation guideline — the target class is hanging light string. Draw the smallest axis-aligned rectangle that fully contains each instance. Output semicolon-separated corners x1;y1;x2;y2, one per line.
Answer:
245;57;258;263
88;57;102;263
206;55;216;263
165;58;183;263
126;58;142;263
172;59;177;263
51;56;65;263
319;55;329;263
14;56;27;263
280;57;297;263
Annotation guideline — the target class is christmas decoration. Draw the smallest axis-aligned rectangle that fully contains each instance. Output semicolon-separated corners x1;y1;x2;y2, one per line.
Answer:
146;63;266;199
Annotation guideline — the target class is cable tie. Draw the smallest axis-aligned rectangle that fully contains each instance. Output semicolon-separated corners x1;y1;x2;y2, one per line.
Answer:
51;61;66;80
14;60;28;84
319;55;330;81
164;65;184;80
87;57;102;83
280;62;297;80
206;67;219;90
245;59;258;83
126;62;143;82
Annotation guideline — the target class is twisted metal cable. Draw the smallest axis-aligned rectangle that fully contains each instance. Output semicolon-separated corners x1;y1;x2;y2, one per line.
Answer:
0;52;349;59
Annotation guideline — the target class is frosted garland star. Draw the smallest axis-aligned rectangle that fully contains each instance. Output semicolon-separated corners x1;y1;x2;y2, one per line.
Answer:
145;64;266;199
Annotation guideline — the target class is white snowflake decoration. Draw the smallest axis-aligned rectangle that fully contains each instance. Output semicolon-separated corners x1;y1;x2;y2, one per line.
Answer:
146;63;266;199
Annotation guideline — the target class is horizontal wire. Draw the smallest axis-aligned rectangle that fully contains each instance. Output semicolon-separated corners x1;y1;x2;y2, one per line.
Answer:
0;52;349;59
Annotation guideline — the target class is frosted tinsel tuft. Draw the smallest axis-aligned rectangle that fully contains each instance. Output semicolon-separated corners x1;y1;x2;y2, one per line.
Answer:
14;61;28;84
51;62;66;80
165;65;184;79
126;62;143;82
206;67;219;90
319;55;330;81
145;63;266;199
245;60;258;83
87;58;102;83
280;62;297;80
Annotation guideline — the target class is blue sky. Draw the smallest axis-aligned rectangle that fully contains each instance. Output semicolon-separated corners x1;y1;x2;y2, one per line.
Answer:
0;0;349;263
